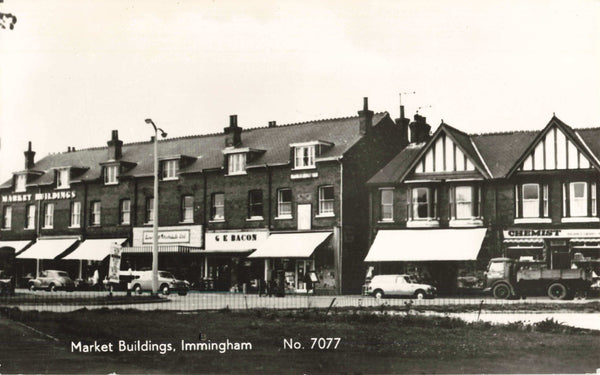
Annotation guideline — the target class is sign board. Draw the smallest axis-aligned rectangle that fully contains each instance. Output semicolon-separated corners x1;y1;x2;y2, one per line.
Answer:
1;190;77;203
142;230;189;244
132;225;203;247
504;229;600;239
205;230;269;251
107;244;122;283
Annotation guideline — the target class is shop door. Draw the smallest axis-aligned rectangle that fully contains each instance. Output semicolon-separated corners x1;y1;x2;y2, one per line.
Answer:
297;204;311;230
550;240;570;269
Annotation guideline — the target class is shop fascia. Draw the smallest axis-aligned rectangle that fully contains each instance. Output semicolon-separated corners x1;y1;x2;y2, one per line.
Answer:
504;228;600;239
1;191;77;203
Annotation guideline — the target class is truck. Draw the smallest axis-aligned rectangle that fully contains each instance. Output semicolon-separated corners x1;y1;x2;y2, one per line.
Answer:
484;257;593;300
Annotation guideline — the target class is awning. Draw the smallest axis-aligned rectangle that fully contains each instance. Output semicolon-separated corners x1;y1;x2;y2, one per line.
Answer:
16;238;79;260
504;238;545;245
0;240;33;253
122;245;203;254
248;232;332;258
62;238;127;261
364;229;487;262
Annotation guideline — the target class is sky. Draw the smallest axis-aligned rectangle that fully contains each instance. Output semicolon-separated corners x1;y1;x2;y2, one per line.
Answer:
1;0;599;182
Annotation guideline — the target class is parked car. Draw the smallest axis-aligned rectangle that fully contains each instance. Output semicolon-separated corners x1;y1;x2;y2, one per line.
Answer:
130;270;189;296
366;274;436;299
28;270;75;292
0;270;15;295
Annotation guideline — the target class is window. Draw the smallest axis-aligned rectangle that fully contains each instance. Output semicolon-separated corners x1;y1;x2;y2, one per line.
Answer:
380;189;394;221
146;197;154;224
43;203;54;228
211;193;225;221
90;201;101;226
104;165;119;185
181;195;194;223
2;206;11;229
120;199;131;225
277;189;292;218
15;174;26;192
162;160;179;180
248;190;264;219
318;186;334;216
409;187;437;220
522;184;539;218
562;181;597;218
294;146;316;169
70;201;81;227
515;183;549;219
450;186;481;219
25;204;35;229
56;168;70;189
228;153;246;175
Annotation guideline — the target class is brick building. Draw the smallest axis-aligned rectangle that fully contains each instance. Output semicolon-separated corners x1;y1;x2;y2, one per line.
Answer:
365;115;600;293
0;98;407;293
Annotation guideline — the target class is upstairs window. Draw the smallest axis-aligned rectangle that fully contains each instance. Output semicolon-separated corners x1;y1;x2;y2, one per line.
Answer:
15;174;27;192
380;188;394;221
210;193;225;221
248;190;264;219
43;203;54;229
120;199;131;225
104;165;119;185
2;206;11;230
562;181;597;218
56;168;70;189
181;195;194;223
146;197;154;224
228;153;246;175
318;185;334;216
294;146;316;169
408;187;437;220
449;186;481;219
277;189;292;218
90;201;101;226
162;160;179;180
515;183;549;219
70;201;81;228
25;204;36;229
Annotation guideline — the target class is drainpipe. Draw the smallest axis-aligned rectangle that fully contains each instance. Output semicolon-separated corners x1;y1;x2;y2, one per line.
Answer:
202;171;208;279
338;158;343;294
267;165;272;229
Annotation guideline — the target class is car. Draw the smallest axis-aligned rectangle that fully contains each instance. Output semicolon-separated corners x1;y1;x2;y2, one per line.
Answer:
366;274;436;299
129;270;189;296
0;270;15;295
28;270;75;292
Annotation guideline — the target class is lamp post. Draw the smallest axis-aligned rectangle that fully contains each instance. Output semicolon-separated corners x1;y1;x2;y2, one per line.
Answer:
145;119;167;295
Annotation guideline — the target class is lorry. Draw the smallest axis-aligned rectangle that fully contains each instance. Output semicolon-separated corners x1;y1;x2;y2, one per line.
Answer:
484;257;593;300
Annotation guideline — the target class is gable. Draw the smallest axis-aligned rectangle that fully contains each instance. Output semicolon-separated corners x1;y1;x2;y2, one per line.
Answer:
412;131;478;174
519;126;593;171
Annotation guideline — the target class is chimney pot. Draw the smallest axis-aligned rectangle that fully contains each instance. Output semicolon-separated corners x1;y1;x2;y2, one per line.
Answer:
24;141;36;169
409;113;431;143
230;115;238;128
358;97;374;135
224;115;243;147
107;129;123;160
268;121;276;128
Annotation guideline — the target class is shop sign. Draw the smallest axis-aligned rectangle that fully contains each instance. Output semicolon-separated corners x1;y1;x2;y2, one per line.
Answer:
504;228;600;238
1;190;77;203
205;230;269;251
107;244;122;283
142;230;190;244
132;225;203;247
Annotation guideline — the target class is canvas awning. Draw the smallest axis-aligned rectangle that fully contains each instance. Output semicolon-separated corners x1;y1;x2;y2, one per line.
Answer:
16;238;79;260
364;229;487;262
62;238;128;261
0;240;33;253
248;232;332;258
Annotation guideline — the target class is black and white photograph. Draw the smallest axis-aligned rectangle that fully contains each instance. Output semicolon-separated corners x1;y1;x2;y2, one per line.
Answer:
0;0;599;374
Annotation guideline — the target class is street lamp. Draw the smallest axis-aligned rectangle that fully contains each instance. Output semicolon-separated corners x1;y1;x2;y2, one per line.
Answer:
145;118;167;295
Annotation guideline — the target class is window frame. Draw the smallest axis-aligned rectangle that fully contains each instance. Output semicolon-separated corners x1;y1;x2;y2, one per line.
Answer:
449;185;481;220
181;195;194;223
379;188;394;222
120;199;131;225
318;185;335;216
145;197;154;224
56;168;70;189
514;183;550;219
90;201;101;226
25;204;36;230
247;190;264;219
277;188;293;218
161;159;179;180
227;153;247;175
561;181;598;218
294;145;316;170
408;186;437;220
43;203;54;229
104;165;119;185
210;193;225;221
15;174;27;193
70;201;81;228
2;206;12;230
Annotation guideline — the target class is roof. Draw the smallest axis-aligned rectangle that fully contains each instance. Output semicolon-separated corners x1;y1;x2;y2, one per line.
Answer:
368;116;600;185
1;113;389;189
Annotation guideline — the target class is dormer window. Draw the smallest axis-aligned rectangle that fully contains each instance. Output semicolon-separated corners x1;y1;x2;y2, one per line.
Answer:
162;159;179;180
15;174;27;192
294;146;316;169
104;165;119;185
228;153;246;175
56;168;70;189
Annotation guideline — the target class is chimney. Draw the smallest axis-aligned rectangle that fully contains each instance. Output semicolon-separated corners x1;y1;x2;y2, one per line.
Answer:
24;141;35;169
358;97;374;135
224;114;243;147
268;121;276;128
395;105;410;145
409;114;431;143
107;129;123;160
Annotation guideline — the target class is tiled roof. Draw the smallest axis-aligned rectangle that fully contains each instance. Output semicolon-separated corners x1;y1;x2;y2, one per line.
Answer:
471;130;538;178
1;113;389;189
367;144;425;185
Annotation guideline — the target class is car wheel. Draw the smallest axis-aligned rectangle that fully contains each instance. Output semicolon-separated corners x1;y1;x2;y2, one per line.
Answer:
374;289;384;299
133;284;142;295
414;290;426;300
160;284;170;296
548;283;568;300
29;283;36;291
48;283;56;292
492;283;511;299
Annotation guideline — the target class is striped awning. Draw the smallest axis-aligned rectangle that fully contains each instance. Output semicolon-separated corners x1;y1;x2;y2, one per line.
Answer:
503;238;545;245
122;245;203;254
570;238;600;243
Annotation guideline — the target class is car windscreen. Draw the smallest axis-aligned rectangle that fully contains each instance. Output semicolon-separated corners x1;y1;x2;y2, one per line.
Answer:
159;271;175;279
57;272;69;277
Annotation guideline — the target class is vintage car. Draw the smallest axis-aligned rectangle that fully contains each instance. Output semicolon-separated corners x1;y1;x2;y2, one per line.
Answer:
366;274;436;299
28;270;76;292
130;270;189;296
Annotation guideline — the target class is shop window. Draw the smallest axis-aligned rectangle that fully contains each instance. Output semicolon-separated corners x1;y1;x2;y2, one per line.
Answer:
120;199;131;225
211;193;225;221
15;174;26;193
2;206;11;230
56;168;70;189
70;201;81;228
380;188;394;222
248;190;264;219
408;187;437;220
562;181;598;219
146;197;154;224
43;203;54;229
104;165;119;185
227;153;246;175
161;160;179;180
294;145;316;169
515;183;549;219
181;195;194;223
25;204;36;229
277;189;292;218
318;185;334;216
449;186;481;219
90;201;101;226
